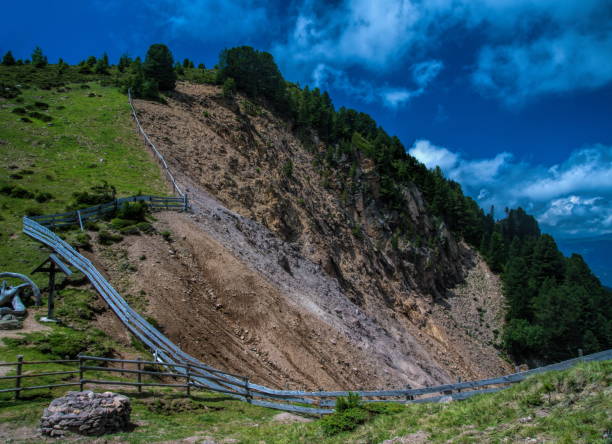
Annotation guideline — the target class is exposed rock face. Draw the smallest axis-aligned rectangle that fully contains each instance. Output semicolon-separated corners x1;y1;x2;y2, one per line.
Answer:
40;391;131;437
115;82;514;390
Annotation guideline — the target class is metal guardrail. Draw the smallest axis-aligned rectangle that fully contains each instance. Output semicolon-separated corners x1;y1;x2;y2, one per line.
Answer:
19;209;612;414
13;92;612;414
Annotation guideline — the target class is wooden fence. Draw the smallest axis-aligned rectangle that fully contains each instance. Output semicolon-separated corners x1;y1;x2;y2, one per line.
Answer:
1;350;611;410
28;195;187;229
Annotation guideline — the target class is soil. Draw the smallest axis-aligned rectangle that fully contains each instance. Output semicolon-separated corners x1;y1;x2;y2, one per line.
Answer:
82;81;513;392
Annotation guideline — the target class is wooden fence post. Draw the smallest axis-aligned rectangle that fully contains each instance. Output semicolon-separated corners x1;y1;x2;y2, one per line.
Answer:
405;384;414;402
15;355;23;401
79;355;84;391
186;365;191;397
457;377;462;393
245;377;251;403
137;358;142;394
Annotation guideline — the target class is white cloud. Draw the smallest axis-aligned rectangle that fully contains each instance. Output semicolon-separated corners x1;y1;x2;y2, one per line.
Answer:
273;0;612;105
473;31;612;105
409;141;612;237
311;63;428;109
412;60;443;87
409;140;459;171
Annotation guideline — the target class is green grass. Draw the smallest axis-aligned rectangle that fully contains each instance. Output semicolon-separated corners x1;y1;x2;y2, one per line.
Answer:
0;79;168;285
0;360;609;443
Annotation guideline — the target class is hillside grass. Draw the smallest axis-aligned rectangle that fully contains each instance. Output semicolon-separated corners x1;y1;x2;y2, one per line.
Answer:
0;79;168;284
0;360;609;443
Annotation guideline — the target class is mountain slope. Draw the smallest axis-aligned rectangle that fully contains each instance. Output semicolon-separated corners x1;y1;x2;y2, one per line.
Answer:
114;81;513;389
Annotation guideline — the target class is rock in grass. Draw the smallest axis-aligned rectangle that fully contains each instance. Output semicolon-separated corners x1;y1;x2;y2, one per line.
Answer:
40;391;131;437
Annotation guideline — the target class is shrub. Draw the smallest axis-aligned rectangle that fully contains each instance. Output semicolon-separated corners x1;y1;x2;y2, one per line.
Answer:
336;392;361;411
111;218;134;229
70;181;116;208
116;201;148;222
223;77;236;98
161;230;172;242
35;191;53;203
84;220;100;231
74;232;92;250
28;111;52;122
34;101;49;109
25;206;43;216
11;107;27;115
20;117;32;123
119;226;140;235
135;221;154;234
321;407;369;436
7;185;35;199
98;230;123;245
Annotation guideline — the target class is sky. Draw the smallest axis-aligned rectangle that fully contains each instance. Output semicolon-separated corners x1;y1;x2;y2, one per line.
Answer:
2;1;611;244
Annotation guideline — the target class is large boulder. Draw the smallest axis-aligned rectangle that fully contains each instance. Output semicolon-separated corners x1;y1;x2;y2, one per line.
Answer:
40;391;131;437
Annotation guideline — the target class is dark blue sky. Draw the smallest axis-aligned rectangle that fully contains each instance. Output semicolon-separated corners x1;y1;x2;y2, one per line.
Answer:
2;0;611;244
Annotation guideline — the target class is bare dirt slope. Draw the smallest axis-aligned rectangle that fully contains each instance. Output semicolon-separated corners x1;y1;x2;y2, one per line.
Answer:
92;82;515;390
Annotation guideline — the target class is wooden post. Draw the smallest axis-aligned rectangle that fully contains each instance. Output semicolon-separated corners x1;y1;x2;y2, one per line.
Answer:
15;355;23;400
246;378;253;403
77;210;84;231
183;194;188;212
578;348;583;360
405;384;414;402
186;365;191;397
47;261;57;321
79;355;84;391
457;377;462;393
137;358;142;394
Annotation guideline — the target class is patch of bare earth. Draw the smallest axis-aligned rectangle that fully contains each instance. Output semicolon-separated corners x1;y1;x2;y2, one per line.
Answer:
83;81;513;390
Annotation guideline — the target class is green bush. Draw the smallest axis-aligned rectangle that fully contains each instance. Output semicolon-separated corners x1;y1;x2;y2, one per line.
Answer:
321;407;369;436
116;201;148;222
111;218;134;229
35;191;53;203
11;107;27;115
98;230;123;245
74;232;92;250
28;111;52;122
1;184;35;199
25;206;43;216
135;221;154;234
70;181;116;208
34;101;49;109
336;392;361;411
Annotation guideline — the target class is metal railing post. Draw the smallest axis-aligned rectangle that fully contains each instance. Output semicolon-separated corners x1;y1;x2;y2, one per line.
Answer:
15;355;23;400
79;355;84;391
137;357;142;394
186;365;191;397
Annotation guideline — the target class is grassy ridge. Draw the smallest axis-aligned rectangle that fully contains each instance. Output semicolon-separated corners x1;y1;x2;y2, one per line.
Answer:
0;80;168;282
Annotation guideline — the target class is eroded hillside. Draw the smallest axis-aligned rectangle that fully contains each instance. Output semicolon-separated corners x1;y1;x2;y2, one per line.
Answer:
95;82;514;390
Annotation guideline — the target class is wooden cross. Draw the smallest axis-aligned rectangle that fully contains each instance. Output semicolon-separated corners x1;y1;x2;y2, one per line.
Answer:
32;254;73;322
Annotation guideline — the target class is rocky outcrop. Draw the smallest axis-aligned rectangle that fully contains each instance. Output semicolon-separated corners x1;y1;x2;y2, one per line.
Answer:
40;391;131;437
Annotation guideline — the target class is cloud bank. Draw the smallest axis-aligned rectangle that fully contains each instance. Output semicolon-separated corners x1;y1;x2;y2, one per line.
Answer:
409;141;612;237
272;0;612;106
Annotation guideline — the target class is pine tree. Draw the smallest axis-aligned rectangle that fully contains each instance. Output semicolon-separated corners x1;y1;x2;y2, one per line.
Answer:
143;43;176;91
118;54;131;73
31;46;48;68
1;50;16;66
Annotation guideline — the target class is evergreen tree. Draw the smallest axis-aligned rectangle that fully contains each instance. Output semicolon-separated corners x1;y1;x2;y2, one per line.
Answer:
31;46;47;68
118;54;131;72
2;50;16;66
143;43;176;90
198;63;205;69
94;53;110;74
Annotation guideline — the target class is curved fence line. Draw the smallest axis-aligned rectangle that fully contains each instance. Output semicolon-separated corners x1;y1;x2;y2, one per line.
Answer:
17;93;612;414
22;199;612;414
128;89;184;199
